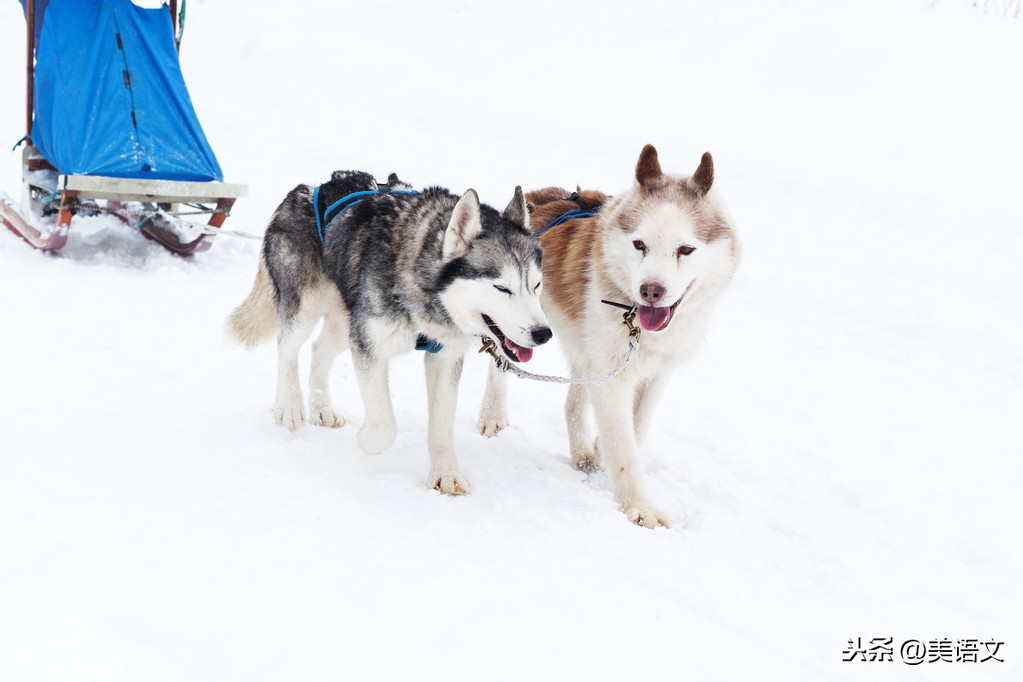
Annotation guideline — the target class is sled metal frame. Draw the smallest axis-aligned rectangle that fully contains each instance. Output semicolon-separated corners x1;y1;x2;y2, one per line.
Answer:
68;174;246;255
1;0;246;256
1;191;71;251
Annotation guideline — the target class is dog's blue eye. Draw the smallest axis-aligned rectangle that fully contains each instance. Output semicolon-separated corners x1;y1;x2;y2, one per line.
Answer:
494;285;512;295
677;244;696;257
633;240;647;253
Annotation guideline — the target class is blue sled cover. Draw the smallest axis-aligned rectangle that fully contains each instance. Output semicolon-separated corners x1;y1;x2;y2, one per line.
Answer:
21;0;223;181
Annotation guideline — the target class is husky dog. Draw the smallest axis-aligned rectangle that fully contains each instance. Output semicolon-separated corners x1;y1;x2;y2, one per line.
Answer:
478;146;740;526
228;170;551;495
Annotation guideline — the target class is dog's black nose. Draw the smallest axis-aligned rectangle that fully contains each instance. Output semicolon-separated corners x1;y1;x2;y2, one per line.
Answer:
640;282;666;304
531;327;553;345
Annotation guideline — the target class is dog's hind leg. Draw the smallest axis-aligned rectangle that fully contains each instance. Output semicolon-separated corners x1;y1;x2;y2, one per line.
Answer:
308;290;349;428
425;352;470;495
352;348;398;455
274;303;320;432
264;228;324;432
477;361;509;437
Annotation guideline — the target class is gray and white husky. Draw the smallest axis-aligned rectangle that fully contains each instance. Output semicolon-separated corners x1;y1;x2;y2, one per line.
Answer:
227;170;550;495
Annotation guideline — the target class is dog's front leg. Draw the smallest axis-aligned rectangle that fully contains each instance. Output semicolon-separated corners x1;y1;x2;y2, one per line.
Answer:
565;380;598;472
633;374;670;448
352;348;397;455
590;380;671;528
425;352;470;495
477;360;509;437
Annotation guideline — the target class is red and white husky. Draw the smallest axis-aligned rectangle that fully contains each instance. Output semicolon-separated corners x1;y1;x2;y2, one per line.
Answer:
479;145;741;527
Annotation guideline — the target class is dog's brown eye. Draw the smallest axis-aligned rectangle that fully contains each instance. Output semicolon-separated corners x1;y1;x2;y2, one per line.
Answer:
633;240;647;253
677;244;695;257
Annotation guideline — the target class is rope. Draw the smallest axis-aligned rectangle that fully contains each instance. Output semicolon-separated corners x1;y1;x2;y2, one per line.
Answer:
482;334;639;385
193;225;261;240
101;203;261;240
144;206;261;240
479;303;642;385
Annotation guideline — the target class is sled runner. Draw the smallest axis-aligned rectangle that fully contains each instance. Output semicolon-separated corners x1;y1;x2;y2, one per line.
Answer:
1;0;246;255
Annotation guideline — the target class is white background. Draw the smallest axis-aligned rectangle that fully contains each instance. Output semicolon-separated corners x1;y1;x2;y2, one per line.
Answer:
1;1;1020;680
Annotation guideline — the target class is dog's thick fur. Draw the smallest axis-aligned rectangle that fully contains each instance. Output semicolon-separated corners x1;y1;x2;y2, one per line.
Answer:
228;170;550;495
478;146;741;526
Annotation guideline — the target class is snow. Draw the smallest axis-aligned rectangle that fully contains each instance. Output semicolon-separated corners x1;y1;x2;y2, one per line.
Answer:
1;1;1021;680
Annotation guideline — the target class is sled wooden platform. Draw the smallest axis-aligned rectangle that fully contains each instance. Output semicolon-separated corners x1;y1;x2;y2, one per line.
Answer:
2;173;248;255
60;175;248;204
70;175;247;255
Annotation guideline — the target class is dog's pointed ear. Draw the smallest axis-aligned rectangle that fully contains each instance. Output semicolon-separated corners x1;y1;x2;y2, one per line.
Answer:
635;144;662;189
502;185;529;228
443;189;483;260
692;152;714;195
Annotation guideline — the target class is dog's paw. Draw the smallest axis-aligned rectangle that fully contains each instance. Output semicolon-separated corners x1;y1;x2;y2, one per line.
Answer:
274;404;306;432
477;411;509;438
571;448;600;473
622;501;672;529
428;469;471;496
357;422;396;455
310;405;345;429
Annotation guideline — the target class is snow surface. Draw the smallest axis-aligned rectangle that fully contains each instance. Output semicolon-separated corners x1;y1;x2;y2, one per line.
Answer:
1;1;1021;680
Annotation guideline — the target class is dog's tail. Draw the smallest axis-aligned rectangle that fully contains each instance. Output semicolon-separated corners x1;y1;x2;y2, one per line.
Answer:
226;256;278;348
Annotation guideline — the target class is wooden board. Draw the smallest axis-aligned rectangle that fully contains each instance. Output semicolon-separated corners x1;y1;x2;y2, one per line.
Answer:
60;175;248;203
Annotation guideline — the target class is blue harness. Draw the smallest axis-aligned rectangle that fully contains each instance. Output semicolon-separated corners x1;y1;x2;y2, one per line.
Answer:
414;335;443;353
313;185;418;244
532;193;602;241
312;184;439;352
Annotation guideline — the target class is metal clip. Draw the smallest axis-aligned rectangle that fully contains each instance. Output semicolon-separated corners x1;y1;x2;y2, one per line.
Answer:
479;336;508;370
622;308;641;339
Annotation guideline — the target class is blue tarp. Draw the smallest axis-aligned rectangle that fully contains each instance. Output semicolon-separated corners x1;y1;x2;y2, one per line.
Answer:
20;0;223;181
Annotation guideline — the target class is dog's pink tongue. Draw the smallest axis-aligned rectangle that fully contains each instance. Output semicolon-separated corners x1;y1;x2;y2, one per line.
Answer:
504;338;533;363
637;305;670;331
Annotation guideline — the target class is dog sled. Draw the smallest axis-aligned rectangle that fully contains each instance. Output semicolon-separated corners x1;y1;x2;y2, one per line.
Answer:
0;0;246;255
